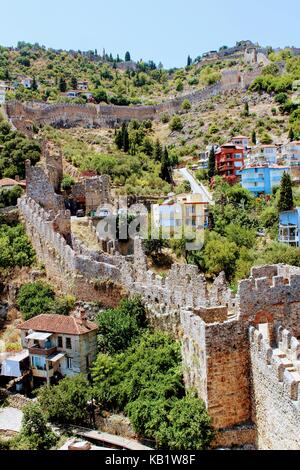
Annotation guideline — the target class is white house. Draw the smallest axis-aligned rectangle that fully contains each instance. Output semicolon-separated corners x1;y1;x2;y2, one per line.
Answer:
20;77;33;89
250;145;279;165
78;81;88;91
232;136;250;150
282;141;300;167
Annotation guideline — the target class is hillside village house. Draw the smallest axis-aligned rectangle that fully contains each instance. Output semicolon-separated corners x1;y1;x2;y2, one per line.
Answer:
153;193;209;238
241;165;288;196
250;144;279;165
232;135;250;150
0;178;26;190
77;81;88;90
19;77;33;89
279;207;300;247
215;143;245;184
18;312;98;385
282;141;300;167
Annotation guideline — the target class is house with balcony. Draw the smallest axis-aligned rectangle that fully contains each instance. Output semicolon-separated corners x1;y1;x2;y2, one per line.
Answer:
153;193;209;239
279;207;300;247
250;145;279;165
18;311;98;385
282;141;300;167
232;136;250;150
241;165;288;196
215;143;245;184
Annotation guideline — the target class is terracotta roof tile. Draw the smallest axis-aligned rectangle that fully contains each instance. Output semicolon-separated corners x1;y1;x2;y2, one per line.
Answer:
19;314;98;336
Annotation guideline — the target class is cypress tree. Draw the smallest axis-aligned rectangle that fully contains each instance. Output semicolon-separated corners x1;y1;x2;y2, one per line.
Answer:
31;77;38;91
160;147;172;183
278;172;294;213
288;127;295;142
187;55;192;67
125;51;131;62
122;123;129;153
71;76;78;89
115;128;123;150
208;147;216;179
244;102;250;116
252;130;257;145
153;139;162;161
58;77;67;92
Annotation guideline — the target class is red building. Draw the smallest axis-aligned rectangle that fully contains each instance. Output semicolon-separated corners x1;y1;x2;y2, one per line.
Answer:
215;143;245;184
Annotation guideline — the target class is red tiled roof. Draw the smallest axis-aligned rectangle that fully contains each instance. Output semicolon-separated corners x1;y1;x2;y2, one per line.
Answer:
19;314;98;336
0;178;21;187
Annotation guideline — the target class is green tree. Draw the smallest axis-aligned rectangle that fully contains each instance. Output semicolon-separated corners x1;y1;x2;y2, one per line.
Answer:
61;175;75;191
93;88;108;104
208;146;216;179
181;99;191;112
252;129;257;145
58;77;67;92
0;224;35;268
125;51;131;62
153;139;163;161
278;172;294;213
175;79;184;92
97;297;146;354
203;232;239;279
289;127;295;142
244;102;250;116
187;55;192;67
160;147;172;183
15;403;57;450
155;395;214;450
38;375;92;425
31;77;38;91
169;115;183;132
17;282;55;320
70;76;78;89
122;123;129;152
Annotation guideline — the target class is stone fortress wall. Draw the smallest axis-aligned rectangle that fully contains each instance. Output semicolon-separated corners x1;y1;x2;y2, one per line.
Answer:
181;264;300;449
5;68;261;133
250;324;300;450
14;72;300;448
19;173;300;448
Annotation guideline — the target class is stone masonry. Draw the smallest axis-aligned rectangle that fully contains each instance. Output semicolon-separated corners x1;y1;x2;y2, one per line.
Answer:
5;69;261;134
14;98;300;448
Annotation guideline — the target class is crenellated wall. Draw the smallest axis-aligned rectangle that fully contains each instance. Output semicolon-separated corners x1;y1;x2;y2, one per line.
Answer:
181;264;300;448
5;70;261;133
250;324;300;449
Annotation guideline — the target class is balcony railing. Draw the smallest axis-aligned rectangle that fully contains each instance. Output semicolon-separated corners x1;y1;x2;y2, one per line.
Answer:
29;346;57;356
32;368;54;379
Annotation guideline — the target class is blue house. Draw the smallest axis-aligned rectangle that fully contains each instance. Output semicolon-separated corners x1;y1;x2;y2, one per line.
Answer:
241;166;289;196
279;208;300;247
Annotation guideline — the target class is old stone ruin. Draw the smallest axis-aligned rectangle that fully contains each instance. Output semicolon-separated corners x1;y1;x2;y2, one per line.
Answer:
17;143;300;450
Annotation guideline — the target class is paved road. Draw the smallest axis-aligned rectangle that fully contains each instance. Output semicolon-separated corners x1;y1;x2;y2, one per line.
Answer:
0;407;23;432
179;168;214;204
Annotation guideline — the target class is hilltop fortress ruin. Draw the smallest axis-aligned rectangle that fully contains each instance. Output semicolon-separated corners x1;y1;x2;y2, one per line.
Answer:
15;141;300;450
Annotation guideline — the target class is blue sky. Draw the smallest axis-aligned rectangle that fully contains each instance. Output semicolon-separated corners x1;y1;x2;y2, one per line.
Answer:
1;0;300;68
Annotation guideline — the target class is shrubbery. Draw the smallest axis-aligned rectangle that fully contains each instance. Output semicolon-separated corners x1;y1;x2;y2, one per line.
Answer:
17;282;75;320
0;224;35;268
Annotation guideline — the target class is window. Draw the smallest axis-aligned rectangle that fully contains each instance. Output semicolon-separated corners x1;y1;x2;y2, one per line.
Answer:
58;336;63;348
67;357;72;370
66;337;72;350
